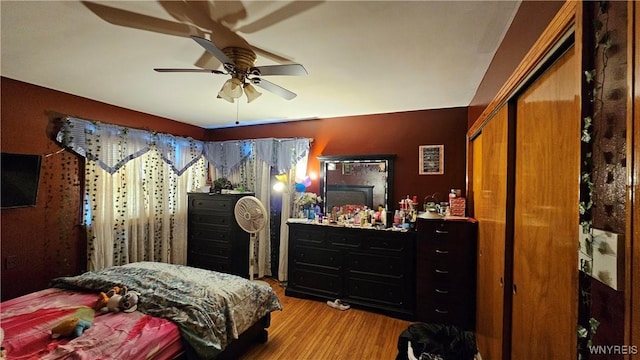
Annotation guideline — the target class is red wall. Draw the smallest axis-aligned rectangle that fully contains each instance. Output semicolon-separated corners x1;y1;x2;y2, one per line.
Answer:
1;78;468;301
0;1;562;302
207;108;469;206
467;0;564;128
0;77;206;301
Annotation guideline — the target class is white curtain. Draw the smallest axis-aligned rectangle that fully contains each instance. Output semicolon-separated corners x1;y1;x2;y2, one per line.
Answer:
84;148;207;270
208;139;311;280
211;150;273;278
255;159;272;278
57;117;207;270
278;154;309;282
57;117;310;274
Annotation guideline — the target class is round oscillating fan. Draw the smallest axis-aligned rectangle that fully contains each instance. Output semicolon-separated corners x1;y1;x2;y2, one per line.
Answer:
234;196;267;281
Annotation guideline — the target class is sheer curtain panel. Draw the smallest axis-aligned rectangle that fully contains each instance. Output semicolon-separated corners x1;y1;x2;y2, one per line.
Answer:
57;117;207;270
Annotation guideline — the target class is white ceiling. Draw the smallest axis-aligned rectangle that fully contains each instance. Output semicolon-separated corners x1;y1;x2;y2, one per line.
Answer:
1;1;520;129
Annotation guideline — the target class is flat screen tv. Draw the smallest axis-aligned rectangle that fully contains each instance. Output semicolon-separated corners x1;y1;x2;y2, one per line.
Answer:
1;152;42;208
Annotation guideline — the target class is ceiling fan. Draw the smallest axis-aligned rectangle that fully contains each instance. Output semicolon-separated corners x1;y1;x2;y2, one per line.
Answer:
154;35;308;102
82;1;323;68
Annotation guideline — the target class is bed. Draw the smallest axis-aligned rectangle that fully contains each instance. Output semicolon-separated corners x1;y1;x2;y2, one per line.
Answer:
1;261;282;359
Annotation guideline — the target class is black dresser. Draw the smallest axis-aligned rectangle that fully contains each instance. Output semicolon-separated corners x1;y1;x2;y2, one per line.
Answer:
187;193;251;278
286;222;416;319
415;218;478;330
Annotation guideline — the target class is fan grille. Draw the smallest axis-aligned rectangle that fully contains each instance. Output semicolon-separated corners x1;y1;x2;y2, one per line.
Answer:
234;196;267;233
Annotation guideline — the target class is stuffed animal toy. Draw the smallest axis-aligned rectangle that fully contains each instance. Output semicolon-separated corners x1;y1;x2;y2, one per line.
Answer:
51;318;91;339
120;289;140;313
95;286;140;314
94;286;122;312
50;307;95;339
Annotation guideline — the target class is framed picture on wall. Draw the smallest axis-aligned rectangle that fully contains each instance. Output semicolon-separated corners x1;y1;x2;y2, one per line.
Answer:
419;145;444;175
342;163;353;175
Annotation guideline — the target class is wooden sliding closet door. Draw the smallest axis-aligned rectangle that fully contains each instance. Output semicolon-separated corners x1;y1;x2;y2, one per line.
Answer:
474;105;510;360
511;46;580;359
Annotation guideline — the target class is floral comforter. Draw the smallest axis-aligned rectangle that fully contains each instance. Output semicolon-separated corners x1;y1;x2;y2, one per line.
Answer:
51;262;282;359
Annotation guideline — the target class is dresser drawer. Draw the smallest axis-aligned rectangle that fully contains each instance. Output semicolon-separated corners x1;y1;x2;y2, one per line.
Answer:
189;195;234;212
187;252;232;273
329;229;362;248
289;224;326;246
289;268;341;297
417;236;474;263
291;245;341;270
345;277;408;308
189;225;232;243
365;235;408;253
347;252;404;279
417;257;473;288
417;278;469;300
418;219;467;236
189;212;234;227
188;239;231;259
419;302;467;325
420;293;475;329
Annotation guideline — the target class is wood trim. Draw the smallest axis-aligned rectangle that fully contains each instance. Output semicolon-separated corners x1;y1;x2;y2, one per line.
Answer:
468;1;577;137
630;0;640;353
472;105;513;360
511;46;580;359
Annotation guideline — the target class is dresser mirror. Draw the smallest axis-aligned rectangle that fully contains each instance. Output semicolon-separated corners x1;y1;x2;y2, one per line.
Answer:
318;154;395;216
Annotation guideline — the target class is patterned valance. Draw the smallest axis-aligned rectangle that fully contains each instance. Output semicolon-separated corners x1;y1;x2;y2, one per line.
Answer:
56;117;310;175
56;117;203;175
204;138;310;176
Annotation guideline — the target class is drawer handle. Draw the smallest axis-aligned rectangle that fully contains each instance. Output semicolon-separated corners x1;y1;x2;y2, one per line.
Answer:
435;229;449;234
435;269;449;274
435;249;449;254
435;288;449;294
435;309;449;314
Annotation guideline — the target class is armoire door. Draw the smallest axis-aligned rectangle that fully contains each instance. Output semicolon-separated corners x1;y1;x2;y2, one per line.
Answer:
473;105;510;360
512;45;580;359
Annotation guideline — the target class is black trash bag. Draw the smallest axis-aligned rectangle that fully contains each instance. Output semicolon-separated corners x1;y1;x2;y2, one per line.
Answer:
396;323;477;360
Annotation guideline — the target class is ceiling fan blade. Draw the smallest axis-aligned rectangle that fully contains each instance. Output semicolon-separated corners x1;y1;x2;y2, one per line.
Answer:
194;51;222;69
215;1;248;29
252;78;297;100
154;68;226;74
191;36;233;66
251;45;293;64
251;64;308;76
159;1;215;30
82;1;202;38
234;1;324;34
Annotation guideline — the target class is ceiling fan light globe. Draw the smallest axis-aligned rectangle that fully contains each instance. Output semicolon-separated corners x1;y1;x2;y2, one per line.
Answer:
217;90;234;103
222;78;243;99
244;84;262;103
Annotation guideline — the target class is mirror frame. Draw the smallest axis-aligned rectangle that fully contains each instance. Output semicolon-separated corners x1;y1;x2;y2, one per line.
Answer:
318;154;396;217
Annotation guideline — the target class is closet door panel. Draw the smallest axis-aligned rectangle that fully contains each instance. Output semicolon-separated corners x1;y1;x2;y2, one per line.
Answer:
474;105;509;360
512;47;580;359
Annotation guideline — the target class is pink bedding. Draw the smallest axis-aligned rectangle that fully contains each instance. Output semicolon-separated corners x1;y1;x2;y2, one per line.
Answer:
1;288;182;360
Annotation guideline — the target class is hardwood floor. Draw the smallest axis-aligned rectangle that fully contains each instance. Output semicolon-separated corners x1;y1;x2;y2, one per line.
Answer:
240;278;412;360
